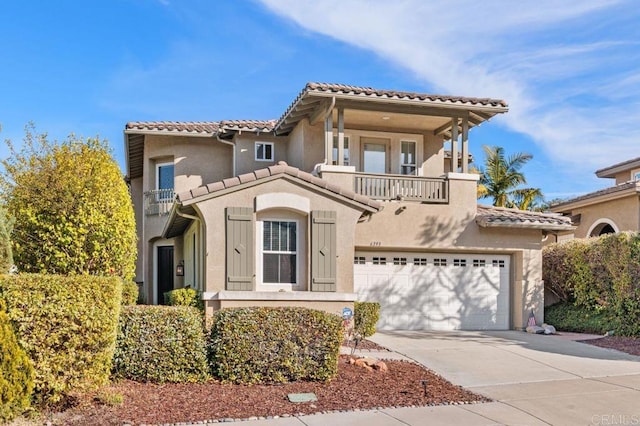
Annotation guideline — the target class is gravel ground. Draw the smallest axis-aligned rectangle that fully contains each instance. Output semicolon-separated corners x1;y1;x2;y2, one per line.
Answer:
41;354;487;425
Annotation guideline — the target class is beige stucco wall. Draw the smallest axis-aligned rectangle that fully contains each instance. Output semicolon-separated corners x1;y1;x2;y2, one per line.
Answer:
135;135;234;301
353;174;545;329
235;134;289;176
613;166;640;185
561;195;640;238
192;177;366;295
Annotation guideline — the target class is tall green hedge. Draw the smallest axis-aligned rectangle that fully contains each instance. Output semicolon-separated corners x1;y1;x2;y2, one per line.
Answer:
113;305;209;383
0;274;122;404
0;309;34;422
543;232;640;335
209;307;343;384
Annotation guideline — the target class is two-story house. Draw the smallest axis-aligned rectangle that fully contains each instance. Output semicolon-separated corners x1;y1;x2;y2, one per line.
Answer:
124;82;573;331
550;157;640;238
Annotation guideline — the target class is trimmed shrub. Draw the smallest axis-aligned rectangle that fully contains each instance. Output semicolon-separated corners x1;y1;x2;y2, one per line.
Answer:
0;274;122;405
121;280;139;306
354;301;380;338
113;305;209;383
544;302;616;335
0;309;34;422
543;232;640;336
164;287;202;310
209;307;343;384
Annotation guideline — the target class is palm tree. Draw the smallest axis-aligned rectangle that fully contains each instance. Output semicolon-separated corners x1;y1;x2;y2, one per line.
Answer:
475;145;542;210
508;188;544;211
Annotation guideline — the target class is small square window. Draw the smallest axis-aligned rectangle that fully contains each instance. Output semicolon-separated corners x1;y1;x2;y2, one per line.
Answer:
453;259;467;267
492;260;506;268
373;257;387;265
393;257;407;265
473;259;486;267
255;142;274;161
354;256;366;265
413;258;427;266
434;258;447;267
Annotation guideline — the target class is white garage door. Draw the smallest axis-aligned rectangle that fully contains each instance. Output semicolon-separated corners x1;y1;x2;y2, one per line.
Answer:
354;253;510;331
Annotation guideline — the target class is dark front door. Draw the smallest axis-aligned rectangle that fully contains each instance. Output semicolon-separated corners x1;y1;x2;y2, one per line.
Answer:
157;246;174;304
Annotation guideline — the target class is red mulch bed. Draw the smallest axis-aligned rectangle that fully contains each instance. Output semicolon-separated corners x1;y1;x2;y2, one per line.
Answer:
579;336;640;356
47;355;488;425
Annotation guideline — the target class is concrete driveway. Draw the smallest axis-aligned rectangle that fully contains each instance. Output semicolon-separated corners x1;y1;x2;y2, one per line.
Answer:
370;330;640;426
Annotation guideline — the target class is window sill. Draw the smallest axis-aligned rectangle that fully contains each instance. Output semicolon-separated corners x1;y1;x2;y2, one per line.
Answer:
202;291;357;302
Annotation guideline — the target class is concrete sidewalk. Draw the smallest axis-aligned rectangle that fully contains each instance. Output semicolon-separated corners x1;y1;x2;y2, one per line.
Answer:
242;331;640;426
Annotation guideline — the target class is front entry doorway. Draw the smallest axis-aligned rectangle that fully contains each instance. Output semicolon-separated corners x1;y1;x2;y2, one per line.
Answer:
157;245;174;305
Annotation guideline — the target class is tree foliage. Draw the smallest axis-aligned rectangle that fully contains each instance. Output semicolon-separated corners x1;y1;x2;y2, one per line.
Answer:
1;126;136;280
0;206;13;273
475;145;544;210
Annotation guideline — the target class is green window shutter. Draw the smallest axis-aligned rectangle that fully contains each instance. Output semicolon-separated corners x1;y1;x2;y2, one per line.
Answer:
226;207;254;290
311;210;337;292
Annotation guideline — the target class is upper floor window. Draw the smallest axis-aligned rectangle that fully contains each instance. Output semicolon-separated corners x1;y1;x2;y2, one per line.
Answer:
633;171;640;181
156;162;174;190
332;135;350;166
400;141;416;175
255;142;274;162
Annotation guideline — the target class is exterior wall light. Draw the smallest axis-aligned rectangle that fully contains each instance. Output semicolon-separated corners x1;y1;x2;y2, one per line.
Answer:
176;260;184;276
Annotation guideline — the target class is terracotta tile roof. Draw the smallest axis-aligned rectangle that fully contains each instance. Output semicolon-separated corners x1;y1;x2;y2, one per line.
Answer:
274;82;509;136
476;205;574;230
218;120;277;133
550;181;640;210
177;161;382;212
125;121;219;134
305;82;508;108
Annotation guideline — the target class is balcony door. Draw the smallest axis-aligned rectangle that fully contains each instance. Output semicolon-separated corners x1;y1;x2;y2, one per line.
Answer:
362;138;389;174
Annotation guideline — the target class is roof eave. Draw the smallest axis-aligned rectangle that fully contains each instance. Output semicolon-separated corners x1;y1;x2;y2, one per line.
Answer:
550;184;640;211
476;218;575;231
180;173;381;214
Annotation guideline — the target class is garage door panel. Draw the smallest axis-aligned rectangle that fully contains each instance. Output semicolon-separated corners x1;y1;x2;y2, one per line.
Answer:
354;253;510;331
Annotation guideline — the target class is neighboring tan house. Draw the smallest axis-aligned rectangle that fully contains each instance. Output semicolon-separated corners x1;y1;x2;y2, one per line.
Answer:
124;82;573;331
550;157;640;239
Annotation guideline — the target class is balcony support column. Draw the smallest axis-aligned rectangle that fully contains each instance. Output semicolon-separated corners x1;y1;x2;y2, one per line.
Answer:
451;117;459;173
337;107;345;166
324;110;334;165
461;116;469;173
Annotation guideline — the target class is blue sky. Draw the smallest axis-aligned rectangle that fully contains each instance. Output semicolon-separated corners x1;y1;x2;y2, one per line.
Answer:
1;0;638;201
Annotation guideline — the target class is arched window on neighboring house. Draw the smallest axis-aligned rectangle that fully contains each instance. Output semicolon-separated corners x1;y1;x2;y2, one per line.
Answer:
588;219;619;237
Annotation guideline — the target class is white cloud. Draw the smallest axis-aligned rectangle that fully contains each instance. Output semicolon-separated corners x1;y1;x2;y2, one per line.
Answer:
258;0;639;173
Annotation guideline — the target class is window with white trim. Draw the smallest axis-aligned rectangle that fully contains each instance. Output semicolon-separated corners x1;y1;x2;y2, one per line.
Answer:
262;220;297;283
332;135;350;165
414;257;427;266
255;142;274;161
633;171;640;181
354;256;366;265
393;257;407;265
434;258;447;266
373;257;387;265
156;161;174;201
400;141;417;175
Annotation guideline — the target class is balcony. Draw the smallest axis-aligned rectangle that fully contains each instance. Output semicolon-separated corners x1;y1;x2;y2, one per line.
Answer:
353;173;448;203
144;189;175;216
